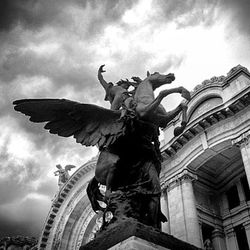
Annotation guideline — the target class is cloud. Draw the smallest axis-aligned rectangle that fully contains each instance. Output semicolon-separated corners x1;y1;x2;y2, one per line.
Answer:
0;116;94;237
219;0;250;37
153;0;250;37
0;0;137;37
0;43;96;90
0;195;51;237
155;0;218;28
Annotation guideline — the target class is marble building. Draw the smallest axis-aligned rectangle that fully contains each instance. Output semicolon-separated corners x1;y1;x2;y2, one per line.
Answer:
38;65;250;250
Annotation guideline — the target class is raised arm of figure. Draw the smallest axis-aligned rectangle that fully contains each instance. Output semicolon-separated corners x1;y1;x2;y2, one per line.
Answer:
98;65;110;91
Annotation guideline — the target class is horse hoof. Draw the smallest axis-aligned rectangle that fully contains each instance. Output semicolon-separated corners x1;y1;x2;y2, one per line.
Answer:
181;89;191;101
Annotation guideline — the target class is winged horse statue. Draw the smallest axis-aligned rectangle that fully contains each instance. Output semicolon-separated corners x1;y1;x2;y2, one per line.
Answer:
13;67;190;229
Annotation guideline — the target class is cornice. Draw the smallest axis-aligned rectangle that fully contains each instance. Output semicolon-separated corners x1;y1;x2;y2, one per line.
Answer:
224;64;250;85
190;76;225;98
190;65;250;98
161;89;250;160
232;130;250;147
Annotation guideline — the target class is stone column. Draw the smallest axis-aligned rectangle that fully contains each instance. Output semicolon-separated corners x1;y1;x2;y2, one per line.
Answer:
163;170;202;248
181;171;202;247
212;229;227;250
236;180;245;205
199;222;203;247
161;189;170;234
225;228;238;250
243;221;250;248
165;176;185;241
232;131;250;188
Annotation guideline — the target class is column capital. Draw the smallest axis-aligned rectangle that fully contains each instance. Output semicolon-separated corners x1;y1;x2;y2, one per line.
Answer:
212;228;225;239
232;130;250;147
225;227;235;238
161;169;197;192
243;220;250;230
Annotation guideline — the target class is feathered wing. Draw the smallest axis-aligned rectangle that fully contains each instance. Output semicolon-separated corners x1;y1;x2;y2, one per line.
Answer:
56;164;62;170
64;165;76;171
13;99;125;148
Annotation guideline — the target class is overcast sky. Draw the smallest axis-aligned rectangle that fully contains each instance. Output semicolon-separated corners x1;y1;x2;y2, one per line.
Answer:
0;0;250;238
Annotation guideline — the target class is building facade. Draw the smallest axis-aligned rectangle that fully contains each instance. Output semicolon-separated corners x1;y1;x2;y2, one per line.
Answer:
38;65;250;250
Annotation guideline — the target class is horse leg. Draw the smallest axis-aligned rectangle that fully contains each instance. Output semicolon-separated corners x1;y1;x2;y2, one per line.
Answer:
87;177;105;212
173;103;188;136
105;163;117;199
95;150;120;199
144;161;162;229
156;102;184;127
137;87;190;118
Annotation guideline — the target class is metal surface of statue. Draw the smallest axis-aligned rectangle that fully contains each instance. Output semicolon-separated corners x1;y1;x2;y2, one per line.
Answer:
13;65;190;232
54;164;76;189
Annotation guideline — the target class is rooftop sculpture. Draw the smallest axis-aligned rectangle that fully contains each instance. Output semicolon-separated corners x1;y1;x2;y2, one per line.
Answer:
13;65;190;231
54;164;76;189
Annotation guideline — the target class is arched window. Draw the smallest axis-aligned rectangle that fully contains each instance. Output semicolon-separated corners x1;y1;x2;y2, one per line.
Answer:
189;97;223;122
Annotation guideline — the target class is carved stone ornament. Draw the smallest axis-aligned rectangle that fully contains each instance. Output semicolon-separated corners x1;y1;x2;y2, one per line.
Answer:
162;169;197;191
227;64;249;77
231;130;250;147
191;75;226;96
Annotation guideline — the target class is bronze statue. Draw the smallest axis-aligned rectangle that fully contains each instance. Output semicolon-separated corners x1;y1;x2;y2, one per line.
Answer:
97;64;135;111
13;65;190;231
54;164;76;189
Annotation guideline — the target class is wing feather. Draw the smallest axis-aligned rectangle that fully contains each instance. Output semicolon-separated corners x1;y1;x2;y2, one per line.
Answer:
13;98;125;147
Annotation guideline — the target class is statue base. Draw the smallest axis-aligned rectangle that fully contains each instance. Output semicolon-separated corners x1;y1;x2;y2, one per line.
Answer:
80;219;202;250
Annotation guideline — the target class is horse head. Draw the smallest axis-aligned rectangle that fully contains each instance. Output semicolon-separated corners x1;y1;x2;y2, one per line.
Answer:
146;71;175;90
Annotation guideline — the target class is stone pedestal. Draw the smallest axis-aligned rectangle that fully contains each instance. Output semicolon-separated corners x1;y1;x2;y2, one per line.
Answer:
80;219;202;250
109;236;169;250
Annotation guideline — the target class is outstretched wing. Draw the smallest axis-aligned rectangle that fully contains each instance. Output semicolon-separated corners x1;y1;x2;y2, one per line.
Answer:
13;99;125;148
56;164;62;170
64;165;76;171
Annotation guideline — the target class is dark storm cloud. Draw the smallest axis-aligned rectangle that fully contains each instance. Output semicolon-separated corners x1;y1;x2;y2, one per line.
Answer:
0;0;59;31
0;0;137;37
0;216;39;237
0;48;95;89
0;197;51;237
